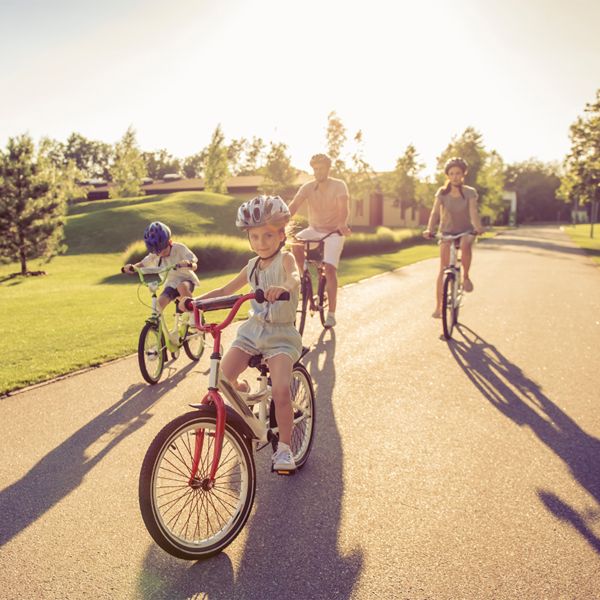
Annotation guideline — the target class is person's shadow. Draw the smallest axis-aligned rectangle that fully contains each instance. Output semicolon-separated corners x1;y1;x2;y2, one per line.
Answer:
137;328;363;599
0;361;197;547
448;324;600;554
235;327;363;598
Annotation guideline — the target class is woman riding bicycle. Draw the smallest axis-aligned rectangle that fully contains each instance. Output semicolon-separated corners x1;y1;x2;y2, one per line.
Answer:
423;157;484;319
188;195;302;472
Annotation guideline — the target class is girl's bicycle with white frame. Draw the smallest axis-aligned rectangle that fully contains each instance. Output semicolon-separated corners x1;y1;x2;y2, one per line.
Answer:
121;264;205;384
438;231;475;340
138;289;316;560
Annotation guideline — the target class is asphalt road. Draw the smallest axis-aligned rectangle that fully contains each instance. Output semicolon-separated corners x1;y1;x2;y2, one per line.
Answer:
1;226;599;600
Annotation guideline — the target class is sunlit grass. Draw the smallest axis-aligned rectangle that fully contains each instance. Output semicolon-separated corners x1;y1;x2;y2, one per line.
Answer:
564;224;600;265
0;244;439;394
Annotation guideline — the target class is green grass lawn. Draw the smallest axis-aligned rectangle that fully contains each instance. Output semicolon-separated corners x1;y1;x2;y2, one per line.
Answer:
564;224;600;265
0;190;458;394
0;243;441;395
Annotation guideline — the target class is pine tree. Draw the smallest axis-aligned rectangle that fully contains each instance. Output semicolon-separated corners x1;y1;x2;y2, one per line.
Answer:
109;126;146;198
0;134;77;275
204;125;229;193
259;142;296;196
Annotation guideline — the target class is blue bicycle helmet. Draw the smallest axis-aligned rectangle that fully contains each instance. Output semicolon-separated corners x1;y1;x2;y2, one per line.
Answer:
143;221;172;254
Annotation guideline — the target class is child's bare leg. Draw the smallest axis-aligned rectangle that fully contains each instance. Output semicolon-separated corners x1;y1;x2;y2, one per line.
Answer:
176;281;194;300
267;354;294;446
221;347;251;392
158;294;171;312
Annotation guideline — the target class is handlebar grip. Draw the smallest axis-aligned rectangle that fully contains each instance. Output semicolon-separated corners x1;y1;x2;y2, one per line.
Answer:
120;267;126;273
255;289;290;303
183;297;194;312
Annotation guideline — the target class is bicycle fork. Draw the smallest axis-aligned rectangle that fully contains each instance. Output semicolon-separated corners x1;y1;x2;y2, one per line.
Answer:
188;324;226;488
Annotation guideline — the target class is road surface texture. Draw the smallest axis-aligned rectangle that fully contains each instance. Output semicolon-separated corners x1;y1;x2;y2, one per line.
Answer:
1;226;599;599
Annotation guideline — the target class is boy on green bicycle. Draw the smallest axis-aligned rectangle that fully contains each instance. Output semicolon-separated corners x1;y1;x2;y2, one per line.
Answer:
123;221;200;322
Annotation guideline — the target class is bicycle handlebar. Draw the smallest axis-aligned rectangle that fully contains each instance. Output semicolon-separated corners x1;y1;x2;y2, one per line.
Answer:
437;231;478;241
120;264;179;285
183;289;290;313
294;229;343;244
183;289;291;334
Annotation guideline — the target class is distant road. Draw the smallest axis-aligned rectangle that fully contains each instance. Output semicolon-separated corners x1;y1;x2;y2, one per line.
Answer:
1;226;599;599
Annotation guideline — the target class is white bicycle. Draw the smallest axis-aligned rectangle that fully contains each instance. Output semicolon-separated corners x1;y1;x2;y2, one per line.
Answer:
138;289;316;560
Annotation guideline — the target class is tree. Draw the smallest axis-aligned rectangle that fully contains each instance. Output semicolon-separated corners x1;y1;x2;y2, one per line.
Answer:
182;150;207;179
505;160;563;223
64;133;113;180
346;130;377;201
326;111;348;178
227;137;248;176
559;89;600;235
109;127;146;198
237;136;266;176
259;142;296;196
0;134;77;275
141;149;181;179
384;144;424;207
203;125;229;193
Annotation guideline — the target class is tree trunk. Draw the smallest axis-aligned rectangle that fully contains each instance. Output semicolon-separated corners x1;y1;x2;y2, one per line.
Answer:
18;232;27;275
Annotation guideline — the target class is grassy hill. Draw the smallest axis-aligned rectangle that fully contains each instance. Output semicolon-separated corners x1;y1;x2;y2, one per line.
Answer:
0;190;435;394
65;191;242;254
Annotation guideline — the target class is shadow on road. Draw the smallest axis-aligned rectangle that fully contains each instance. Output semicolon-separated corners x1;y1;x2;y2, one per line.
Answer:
0;362;196;547
136;328;363;599
448;324;600;555
479;230;599;260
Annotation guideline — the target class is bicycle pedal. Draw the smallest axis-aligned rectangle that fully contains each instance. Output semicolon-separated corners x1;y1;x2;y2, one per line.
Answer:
272;467;296;476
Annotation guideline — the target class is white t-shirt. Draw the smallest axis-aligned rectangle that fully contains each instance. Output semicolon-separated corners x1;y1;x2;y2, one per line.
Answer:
140;242;200;288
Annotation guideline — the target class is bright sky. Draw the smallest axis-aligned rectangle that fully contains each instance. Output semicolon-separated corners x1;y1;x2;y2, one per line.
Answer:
1;0;599;174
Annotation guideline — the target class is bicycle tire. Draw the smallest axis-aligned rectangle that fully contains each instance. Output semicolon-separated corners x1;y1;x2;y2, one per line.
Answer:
268;363;316;469
317;273;328;328
442;273;456;340
138;322;165;384
297;273;311;335
183;316;206;362
139;408;256;560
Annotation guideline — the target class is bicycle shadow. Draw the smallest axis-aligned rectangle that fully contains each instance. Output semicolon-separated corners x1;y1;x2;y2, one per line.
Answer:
137;547;236;600
448;324;600;554
134;328;363;599
0;361;196;547
234;327;363;597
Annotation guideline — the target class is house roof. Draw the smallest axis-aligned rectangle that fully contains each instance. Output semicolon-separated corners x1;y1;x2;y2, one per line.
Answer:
85;173;313;196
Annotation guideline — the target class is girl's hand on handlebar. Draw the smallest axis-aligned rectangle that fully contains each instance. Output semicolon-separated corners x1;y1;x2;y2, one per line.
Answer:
123;264;135;273
423;229;433;239
339;225;351;236
474;227;485;236
265;285;289;303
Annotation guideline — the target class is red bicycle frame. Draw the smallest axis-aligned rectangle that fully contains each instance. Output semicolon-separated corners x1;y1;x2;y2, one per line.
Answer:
184;292;256;486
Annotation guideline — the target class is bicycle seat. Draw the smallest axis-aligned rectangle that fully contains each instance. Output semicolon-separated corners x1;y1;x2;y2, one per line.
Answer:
247;346;310;369
248;354;265;369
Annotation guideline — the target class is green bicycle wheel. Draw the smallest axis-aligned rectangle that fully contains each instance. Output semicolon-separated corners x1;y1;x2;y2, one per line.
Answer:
138;322;166;384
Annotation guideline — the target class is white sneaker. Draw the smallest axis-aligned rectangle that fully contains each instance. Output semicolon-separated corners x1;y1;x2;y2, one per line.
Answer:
324;314;336;328
272;443;296;472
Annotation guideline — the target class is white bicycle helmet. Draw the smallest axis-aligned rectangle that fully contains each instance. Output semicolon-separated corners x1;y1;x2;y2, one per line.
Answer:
236;195;291;230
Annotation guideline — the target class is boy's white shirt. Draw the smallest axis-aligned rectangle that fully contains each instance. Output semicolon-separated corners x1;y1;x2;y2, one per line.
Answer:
140;242;200;288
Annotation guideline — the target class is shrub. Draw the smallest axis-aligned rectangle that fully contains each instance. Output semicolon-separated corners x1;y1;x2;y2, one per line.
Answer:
122;234;253;272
